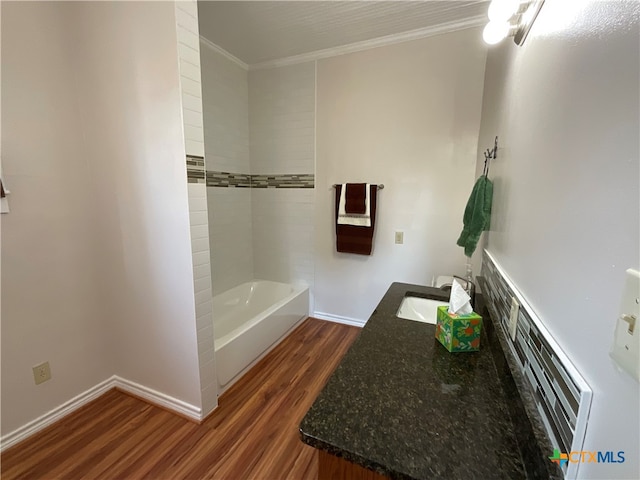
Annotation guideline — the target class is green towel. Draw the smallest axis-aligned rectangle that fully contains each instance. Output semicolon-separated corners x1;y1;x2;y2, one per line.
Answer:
457;175;493;257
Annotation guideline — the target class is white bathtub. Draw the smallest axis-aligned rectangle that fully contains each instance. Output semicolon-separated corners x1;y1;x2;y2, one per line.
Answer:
213;280;309;391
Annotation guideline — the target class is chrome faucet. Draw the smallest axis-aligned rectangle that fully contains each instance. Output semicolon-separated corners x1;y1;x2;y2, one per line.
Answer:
439;276;476;307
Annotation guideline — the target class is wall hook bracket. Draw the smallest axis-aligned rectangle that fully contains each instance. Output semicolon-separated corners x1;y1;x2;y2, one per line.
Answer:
483;136;498;177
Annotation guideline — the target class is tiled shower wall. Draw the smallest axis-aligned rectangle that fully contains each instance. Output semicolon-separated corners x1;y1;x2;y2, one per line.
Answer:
249;63;316;175
175;0;217;417
250;63;316;293
199;40;254;295
199;42;316;297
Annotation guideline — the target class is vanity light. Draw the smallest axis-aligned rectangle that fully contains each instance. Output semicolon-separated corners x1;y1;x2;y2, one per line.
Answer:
482;0;545;46
488;0;521;22
482;21;515;45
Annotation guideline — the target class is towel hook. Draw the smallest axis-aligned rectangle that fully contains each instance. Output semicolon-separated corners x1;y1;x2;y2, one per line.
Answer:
483;136;497;177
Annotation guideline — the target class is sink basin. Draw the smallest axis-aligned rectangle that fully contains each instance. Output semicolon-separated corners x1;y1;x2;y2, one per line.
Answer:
396;296;449;324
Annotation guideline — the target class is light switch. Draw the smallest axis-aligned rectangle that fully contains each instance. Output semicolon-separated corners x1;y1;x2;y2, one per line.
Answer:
395;231;404;244
610;269;640;381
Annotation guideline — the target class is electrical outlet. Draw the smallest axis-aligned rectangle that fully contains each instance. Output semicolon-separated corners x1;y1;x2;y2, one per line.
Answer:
395;231;404;244
33;361;52;385
509;297;520;341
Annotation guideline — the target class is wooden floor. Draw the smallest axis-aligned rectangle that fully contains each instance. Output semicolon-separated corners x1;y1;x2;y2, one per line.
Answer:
1;318;360;480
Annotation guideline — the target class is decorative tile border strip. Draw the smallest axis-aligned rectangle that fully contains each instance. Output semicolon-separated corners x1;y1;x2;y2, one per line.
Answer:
480;250;592;479
184;157;314;188
186;155;205;184
250;173;314;189
206;171;251;188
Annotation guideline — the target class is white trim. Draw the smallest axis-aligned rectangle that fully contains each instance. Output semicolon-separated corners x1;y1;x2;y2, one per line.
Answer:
249;15;486;71
112;376;201;422
0;377;114;452
313;311;366;328
199;36;248;71
0;376;202;452
483;250;591;393
483;249;593;480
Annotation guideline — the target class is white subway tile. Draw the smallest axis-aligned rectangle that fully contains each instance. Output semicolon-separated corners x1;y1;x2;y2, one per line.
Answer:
176;0;198;19
193;264;211;280
196;300;212;318
185;139;205;157
190;224;209;240
180;58;202;84
198;322;214;341
175;6;199;33
177;25;200;52
194;276;212;294
192;251;210;267
178;42;201;67
188;184;206;198
183;108;204;129
188;195;207;212
201;384;218;409
189;211;208;226
181;77;202;98
182;92;203;113
195;288;213;309
199;358;216;384
185;124;204;143
198;349;216;375
191;236;210;254
196;311;212;331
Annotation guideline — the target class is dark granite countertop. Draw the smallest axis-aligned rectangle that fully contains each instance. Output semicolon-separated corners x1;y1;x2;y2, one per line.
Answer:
300;282;527;480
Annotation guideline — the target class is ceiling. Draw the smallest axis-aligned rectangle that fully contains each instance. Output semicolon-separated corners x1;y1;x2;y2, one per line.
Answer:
197;1;489;66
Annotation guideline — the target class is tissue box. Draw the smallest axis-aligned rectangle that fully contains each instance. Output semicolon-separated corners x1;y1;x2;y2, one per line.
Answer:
435;306;482;352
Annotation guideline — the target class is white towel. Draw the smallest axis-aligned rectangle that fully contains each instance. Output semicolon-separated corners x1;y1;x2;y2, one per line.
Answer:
337;183;371;227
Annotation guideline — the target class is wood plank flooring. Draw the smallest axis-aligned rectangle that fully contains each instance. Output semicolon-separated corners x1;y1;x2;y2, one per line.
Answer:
1;318;360;480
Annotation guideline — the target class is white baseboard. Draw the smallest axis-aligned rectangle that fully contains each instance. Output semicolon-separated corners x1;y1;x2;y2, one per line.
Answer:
0;375;202;452
0;377;114;452
312;311;366;327
112;376;201;422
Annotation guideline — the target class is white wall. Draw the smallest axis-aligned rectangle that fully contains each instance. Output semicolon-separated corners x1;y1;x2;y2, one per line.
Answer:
314;29;487;322
249;63;316;294
73;0;203;410
476;1;639;478
1;0;206;435
0;1;114;435
200;43;254;295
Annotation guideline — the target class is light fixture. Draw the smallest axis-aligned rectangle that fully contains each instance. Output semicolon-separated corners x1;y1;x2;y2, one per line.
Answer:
487;0;521;22
482;0;545;46
482;21;515;45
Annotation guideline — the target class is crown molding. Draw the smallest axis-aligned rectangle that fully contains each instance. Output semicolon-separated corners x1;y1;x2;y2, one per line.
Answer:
249;15;486;71
199;35;249;71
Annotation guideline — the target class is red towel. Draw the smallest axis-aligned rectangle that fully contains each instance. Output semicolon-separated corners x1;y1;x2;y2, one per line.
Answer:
344;183;367;214
335;185;378;255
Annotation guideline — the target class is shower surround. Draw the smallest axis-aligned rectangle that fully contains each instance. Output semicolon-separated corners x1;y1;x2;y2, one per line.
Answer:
196;37;315;392
198;42;316;298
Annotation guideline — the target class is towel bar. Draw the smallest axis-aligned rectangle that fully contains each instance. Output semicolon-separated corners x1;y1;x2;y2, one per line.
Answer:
331;184;384;190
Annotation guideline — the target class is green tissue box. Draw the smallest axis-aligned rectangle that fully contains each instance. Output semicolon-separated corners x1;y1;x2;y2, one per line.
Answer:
435;305;482;352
